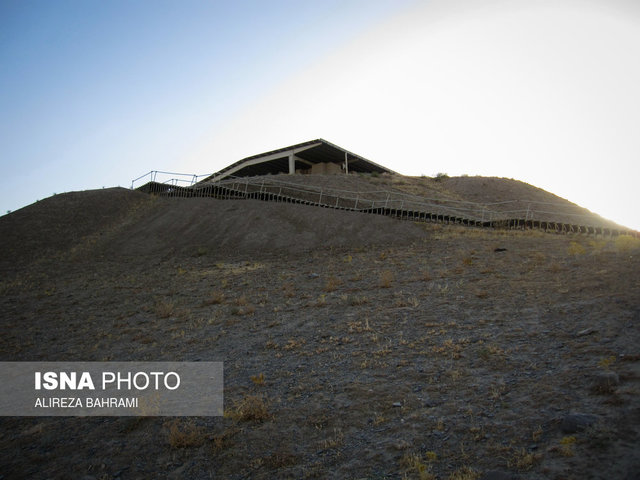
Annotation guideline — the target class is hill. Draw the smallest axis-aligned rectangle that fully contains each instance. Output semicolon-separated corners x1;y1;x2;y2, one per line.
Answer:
0;175;639;479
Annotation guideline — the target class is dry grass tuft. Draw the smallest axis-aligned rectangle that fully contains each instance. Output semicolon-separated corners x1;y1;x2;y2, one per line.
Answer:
281;282;296;298
227;395;270;422
400;452;435;480
324;276;342;292
250;373;265;386
263;449;298;468
322;427;345;449
568;241;586;255
211;427;239;452
379;270;394;288
155;300;176;318
447;466;480;480
164;419;206;448
204;290;225;305
559;436;576;457
349;295;368;306
508;447;542;470
234;295;249;306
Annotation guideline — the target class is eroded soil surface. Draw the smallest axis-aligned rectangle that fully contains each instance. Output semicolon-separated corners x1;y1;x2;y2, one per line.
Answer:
0;189;639;479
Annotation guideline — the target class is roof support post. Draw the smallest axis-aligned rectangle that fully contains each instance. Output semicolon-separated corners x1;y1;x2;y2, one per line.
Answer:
288;153;295;174
344;152;349;174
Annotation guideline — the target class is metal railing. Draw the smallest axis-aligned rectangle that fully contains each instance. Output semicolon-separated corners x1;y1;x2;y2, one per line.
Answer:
131;171;213;190
130;171;636;236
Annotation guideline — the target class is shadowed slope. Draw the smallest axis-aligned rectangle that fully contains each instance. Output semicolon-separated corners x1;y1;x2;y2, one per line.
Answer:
0;187;428;273
0;188;150;272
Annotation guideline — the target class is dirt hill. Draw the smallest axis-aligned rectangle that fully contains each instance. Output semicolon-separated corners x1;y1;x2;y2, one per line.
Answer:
0;185;428;274
0;176;639;479
251;173;623;228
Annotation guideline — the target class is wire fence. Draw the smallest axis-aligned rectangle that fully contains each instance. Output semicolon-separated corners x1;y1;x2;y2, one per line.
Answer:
131;171;636;236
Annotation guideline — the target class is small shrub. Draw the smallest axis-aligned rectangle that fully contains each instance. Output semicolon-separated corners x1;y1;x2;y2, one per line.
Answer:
434;172;449;182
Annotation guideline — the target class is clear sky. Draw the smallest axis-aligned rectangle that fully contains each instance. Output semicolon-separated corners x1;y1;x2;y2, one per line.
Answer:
1;0;639;230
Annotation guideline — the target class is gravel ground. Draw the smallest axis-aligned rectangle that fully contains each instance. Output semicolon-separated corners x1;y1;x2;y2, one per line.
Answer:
0;187;638;479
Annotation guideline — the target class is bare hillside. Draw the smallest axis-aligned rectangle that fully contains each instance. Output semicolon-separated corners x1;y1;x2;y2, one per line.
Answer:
0;178;639;480
213;174;623;229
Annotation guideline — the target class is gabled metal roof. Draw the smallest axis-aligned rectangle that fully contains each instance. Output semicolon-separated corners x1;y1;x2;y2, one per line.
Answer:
198;139;394;183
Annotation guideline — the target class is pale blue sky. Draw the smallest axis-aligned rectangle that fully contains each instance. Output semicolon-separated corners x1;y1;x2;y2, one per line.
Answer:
2;0;639;230
1;0;409;207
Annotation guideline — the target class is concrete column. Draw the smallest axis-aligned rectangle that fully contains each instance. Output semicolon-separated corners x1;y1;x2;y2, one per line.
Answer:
288;153;295;174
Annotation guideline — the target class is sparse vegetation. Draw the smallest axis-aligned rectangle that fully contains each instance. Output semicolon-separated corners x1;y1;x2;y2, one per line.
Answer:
508;447;542;470
615;234;640;253
400;452;435;480
559;435;577;457
164;419;206;448
227;394;270;422
379;269;394;288
1;175;638;479
568;241;586;255
204;290;225;305
447;466;480;480
324;275;342;292
250;373;265;386
155;300;176;318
